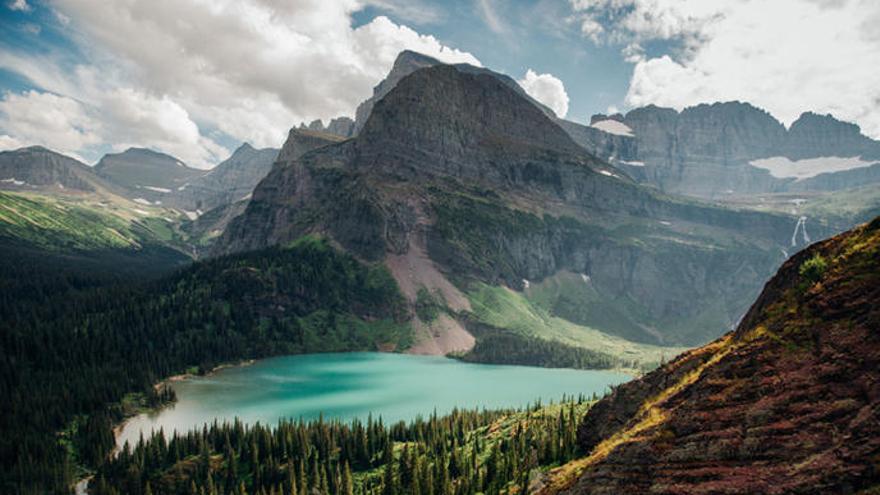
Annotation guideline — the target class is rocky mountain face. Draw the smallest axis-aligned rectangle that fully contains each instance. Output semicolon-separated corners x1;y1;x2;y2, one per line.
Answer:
541;217;880;494
0;146;107;192
299;117;356;138
94;148;207;203
590;104;880;198
351;51;880;202
214;64;816;348
172;143;278;212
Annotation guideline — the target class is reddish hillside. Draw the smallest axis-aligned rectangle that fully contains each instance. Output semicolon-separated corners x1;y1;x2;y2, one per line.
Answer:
540;217;880;494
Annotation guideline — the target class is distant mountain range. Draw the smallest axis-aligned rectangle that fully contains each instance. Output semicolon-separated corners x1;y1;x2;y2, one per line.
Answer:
214;62;817;350
1;49;877;348
353;51;880;200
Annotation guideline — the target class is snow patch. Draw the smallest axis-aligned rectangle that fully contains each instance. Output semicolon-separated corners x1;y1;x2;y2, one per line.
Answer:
143;186;172;193
598;169;620;178
659;220;672;226
522;279;530;289
133;198;151;205
750;156;876;180
620;160;645;167
183;210;200;220
175;161;185;167
1;178;25;186
591;119;634;137
133;209;150;215
581;274;591;284
177;184;187;191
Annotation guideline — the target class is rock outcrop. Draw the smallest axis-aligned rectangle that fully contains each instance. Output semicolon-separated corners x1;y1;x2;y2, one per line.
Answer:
214;64;815;346
616;104;880;198
173;143;278;211
545;217;880;494
0;146;105;192
299;117;356;138
94;148;207;202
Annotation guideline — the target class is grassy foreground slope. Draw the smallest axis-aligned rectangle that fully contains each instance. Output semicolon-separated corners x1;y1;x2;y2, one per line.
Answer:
540;216;880;494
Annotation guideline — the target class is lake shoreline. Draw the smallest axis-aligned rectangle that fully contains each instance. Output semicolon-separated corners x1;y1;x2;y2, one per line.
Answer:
75;358;257;493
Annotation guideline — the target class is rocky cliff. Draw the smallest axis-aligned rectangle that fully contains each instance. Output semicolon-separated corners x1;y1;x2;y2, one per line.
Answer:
94;147;207;203
608;103;880;198
173;143;278;212
542;217;880;494
0;146;106;192
214;64;814;347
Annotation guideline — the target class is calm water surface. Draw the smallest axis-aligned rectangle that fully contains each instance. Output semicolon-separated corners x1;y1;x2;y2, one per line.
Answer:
117;352;629;449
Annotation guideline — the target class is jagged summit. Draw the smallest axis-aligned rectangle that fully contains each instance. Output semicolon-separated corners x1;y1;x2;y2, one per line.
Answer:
358;65;593;169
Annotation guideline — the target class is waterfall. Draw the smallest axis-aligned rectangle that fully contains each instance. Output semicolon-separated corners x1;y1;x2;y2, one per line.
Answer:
791;216;809;247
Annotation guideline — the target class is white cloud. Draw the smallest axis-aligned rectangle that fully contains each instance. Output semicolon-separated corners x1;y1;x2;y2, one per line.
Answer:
518;69;570;118
0;134;25;151
0;90;101;157
477;0;505;34
570;0;880;138
8;0;30;12
0;1;479;166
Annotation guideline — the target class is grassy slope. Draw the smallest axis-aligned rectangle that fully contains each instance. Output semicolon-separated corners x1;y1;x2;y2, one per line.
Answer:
466;282;686;370
0;190;191;253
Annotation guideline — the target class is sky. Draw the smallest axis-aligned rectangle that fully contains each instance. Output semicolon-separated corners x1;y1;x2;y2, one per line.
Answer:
0;0;879;168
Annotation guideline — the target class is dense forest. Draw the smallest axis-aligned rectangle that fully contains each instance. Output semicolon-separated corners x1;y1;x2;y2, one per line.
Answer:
0;236;408;494
93;397;592;495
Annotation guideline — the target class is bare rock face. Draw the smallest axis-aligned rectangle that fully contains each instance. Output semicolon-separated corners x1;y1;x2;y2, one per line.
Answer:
353;50;444;135
784;111;880;160
299;117;355;138
213;64;816;346
94;148;208;205
173;143;279;211
554;219;880;494
620;104;880;197
214;128;346;256
0;146;102;192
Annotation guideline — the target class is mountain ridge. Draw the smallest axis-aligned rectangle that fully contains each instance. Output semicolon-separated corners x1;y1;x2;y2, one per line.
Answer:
542;216;880;494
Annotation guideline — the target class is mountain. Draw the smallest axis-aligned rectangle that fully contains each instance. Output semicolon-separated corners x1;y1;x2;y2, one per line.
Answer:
299;117;356;138
540;217;880;494
94;147;207;203
351;51;880;204
589;103;880;198
215;63;815;350
173;142;279;212
181;130;338;248
0;146;108;193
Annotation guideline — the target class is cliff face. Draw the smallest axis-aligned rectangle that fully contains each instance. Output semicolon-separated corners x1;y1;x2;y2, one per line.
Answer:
0;146;104;192
213;64;814;346
94;148;207;204
545;217;880;494
173;143;279;211
616;104;880;198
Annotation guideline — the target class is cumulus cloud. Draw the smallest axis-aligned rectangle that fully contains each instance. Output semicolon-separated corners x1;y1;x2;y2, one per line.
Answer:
0;90;100;157
518;69;570;118
570;0;880;138
0;0;479;166
8;0;30;12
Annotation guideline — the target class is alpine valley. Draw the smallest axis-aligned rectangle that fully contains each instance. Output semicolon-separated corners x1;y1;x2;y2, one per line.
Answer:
1;49;879;495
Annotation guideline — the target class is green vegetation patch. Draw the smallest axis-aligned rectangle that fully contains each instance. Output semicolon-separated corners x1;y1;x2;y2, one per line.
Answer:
465;282;685;371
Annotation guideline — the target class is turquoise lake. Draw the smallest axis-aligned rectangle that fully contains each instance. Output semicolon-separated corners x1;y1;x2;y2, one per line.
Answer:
116;352;629;449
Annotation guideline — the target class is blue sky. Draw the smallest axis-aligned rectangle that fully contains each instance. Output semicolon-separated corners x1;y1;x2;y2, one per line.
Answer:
1;0;878;167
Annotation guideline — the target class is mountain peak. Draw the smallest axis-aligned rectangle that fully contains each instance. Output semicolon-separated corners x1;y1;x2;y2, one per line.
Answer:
358;64;585;165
